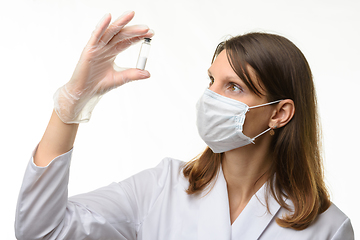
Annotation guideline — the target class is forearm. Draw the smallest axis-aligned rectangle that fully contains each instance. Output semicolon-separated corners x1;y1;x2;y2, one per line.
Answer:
34;110;79;167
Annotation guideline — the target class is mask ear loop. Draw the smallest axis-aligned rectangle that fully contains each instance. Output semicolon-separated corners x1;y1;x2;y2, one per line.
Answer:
250;127;272;142
248;99;283;110
247;100;283;142
248;100;282;142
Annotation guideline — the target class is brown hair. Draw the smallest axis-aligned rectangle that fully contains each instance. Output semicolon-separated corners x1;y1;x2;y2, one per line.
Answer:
183;32;330;230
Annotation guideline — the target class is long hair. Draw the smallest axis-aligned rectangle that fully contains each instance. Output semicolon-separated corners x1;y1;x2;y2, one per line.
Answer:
183;32;330;230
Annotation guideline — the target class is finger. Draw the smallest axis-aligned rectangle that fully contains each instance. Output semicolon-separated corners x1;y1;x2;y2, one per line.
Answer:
91;30;153;61
108;24;150;46
113;29;155;53
141;29;155;39
114;68;151;85
99;11;135;46
87;13;112;47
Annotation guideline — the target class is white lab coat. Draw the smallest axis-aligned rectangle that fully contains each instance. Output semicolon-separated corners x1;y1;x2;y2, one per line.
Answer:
15;147;354;240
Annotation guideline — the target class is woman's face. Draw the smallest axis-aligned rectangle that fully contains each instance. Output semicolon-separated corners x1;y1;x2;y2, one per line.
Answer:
207;50;275;139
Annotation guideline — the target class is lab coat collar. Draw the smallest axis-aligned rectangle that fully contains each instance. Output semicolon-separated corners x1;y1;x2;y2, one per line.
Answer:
231;179;283;239
197;166;231;239
197;165;283;240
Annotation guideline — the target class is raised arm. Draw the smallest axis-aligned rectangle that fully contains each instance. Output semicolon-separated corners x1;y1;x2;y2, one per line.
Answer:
34;11;154;167
15;12;154;240
34;110;79;167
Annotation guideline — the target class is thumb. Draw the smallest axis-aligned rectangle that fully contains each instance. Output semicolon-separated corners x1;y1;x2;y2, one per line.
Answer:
113;68;151;86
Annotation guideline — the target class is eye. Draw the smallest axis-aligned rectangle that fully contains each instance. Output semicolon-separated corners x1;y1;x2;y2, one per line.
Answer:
208;75;214;87
228;82;243;93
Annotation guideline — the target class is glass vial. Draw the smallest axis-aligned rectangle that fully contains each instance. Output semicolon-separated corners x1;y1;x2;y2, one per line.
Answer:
136;38;152;70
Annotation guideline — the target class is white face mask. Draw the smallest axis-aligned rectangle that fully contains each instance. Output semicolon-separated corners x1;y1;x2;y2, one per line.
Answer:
196;89;282;153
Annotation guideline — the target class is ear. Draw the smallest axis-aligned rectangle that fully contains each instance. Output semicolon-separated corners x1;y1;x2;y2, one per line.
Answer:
269;99;295;129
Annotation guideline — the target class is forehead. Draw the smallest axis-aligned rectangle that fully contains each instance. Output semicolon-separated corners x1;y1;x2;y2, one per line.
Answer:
208;50;236;76
209;50;267;95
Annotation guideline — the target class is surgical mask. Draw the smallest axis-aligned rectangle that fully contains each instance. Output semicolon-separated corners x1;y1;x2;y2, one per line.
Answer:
196;89;282;153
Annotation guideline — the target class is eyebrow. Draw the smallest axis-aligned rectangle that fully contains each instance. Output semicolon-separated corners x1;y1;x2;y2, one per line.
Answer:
208;69;243;83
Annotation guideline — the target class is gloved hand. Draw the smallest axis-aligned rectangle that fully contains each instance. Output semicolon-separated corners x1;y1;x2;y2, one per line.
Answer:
53;11;154;124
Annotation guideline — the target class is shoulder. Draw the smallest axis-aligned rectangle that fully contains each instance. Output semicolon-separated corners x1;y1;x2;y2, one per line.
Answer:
135;158;186;180
116;158;190;220
120;158;188;191
317;203;349;225
154;157;186;172
312;203;354;239
271;203;354;240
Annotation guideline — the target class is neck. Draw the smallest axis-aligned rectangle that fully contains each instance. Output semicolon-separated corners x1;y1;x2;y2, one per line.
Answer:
222;136;272;224
223;145;271;195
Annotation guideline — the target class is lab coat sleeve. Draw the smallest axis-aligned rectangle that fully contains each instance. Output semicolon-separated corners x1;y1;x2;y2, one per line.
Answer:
15;147;180;240
15;148;74;240
331;218;354;240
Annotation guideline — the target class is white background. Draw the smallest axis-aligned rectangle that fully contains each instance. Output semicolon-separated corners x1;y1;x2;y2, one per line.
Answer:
1;0;359;238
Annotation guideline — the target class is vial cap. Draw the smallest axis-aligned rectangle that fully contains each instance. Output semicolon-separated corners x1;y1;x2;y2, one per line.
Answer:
144;38;152;43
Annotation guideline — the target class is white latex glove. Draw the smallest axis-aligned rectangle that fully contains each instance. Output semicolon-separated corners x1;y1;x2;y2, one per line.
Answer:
53;11;154;124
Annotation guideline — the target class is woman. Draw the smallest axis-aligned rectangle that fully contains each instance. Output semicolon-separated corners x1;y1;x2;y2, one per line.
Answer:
15;11;354;239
